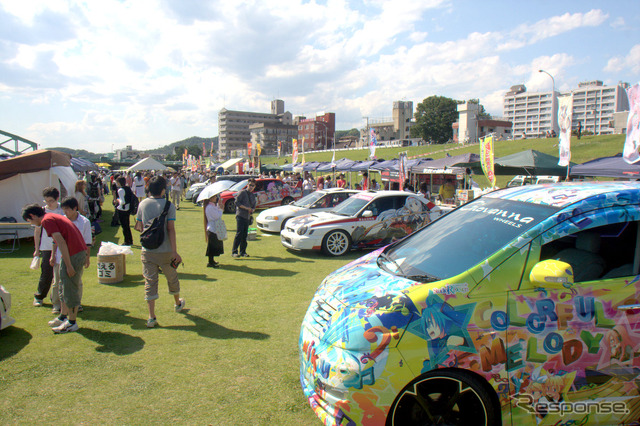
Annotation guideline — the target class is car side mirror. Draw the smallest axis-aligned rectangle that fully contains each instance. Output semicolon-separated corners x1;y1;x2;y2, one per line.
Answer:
529;260;574;287
361;210;373;218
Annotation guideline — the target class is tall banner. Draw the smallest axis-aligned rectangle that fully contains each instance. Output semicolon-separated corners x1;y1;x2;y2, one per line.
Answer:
623;83;640;164
330;149;336;168
210;141;214;157
558;95;573;166
369;129;377;159
202;142;206;158
292;139;299;164
277;141;281;158
301;137;306;165
247;142;252;156
480;134;496;187
398;152;407;190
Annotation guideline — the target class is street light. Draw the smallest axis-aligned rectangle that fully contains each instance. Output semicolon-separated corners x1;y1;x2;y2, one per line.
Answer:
539;69;556;136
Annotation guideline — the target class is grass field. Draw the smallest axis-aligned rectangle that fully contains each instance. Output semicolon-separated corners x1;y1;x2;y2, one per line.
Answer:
0;201;363;425
0;134;628;424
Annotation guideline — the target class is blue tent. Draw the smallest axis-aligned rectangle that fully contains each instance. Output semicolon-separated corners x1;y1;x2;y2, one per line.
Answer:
70;157;98;172
316;158;357;172
570;153;640;179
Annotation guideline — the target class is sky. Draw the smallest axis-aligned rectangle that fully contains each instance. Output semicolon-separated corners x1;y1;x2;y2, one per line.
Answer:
1;0;639;153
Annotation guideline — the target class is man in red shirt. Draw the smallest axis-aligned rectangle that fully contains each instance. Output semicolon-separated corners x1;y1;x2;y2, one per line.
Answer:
23;204;88;333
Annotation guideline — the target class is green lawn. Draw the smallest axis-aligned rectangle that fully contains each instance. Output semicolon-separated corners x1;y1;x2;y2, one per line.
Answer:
0;201;362;424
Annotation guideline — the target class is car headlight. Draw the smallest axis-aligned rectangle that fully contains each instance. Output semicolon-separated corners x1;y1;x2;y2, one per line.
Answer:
265;216;278;221
297;225;308;235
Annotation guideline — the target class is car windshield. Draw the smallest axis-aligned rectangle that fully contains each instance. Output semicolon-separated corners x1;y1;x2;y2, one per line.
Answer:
331;195;371;216
293;191;324;208
228;180;248;191
380;197;558;281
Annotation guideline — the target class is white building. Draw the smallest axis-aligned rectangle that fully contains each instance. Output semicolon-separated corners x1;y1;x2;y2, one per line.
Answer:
453;101;512;143
218;100;292;160
570;80;629;135
503;85;558;139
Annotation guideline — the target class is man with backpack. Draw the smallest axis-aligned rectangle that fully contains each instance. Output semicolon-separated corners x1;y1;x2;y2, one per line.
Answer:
134;176;185;328
114;176;134;246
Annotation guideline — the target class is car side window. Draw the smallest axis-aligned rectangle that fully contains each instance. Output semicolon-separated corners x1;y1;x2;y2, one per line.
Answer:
540;221;638;282
330;193;348;207
253;182;263;192
366;197;395;216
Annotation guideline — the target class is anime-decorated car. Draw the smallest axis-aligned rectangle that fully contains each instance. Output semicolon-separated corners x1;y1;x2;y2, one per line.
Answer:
1;285;15;331
281;191;441;256
220;178;303;213
257;188;360;233
299;181;640;425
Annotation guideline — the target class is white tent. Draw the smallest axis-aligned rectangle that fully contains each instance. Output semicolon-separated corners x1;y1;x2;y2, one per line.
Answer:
127;157;170;172
0;150;78;240
219;158;244;171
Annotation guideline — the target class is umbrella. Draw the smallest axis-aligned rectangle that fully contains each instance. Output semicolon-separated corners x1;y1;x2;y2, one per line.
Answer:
196;180;236;203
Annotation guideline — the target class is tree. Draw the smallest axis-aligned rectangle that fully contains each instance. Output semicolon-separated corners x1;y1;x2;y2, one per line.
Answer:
411;96;459;144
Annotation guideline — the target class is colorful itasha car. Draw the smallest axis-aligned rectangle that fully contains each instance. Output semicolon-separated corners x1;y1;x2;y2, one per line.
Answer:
1;285;15;331
282;191;441;256
299;182;640;425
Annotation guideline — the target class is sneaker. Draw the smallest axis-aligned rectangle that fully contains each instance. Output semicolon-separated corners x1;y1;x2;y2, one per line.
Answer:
48;316;66;327
240;253;250;258
174;298;186;312
52;320;79;334
231;253;239;258
33;298;44;307
146;318;158;328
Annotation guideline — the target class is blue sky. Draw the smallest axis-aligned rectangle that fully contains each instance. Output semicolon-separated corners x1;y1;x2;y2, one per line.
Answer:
0;0;638;153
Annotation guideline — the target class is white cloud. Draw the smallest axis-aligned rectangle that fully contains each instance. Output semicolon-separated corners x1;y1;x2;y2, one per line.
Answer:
605;44;640;74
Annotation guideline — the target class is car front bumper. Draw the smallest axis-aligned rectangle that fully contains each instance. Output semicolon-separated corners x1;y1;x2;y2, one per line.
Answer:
281;228;322;251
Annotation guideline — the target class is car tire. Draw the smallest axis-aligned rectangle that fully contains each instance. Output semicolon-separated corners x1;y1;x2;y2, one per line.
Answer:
386;369;500;426
282;196;294;205
280;217;290;231
224;199;235;214
321;230;351;256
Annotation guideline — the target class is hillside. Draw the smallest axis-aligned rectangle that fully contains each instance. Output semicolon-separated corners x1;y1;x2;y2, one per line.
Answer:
263;134;628;188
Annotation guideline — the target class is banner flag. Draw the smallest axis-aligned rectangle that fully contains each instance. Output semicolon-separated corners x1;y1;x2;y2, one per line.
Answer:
480;134;496;187
210;141;214;157
301;137;306;165
292;139;299;164
330;150;336;168
247;142;252;157
399;152;407;190
623;83;640;164
202;142;206;158
369;129;377;159
277;141;281;158
558;95;573;166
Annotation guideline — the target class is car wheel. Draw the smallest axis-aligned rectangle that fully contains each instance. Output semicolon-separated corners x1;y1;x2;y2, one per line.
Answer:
387;369;500;426
282;196;294;205
224;199;235;213
280;217;290;231
321;230;351;256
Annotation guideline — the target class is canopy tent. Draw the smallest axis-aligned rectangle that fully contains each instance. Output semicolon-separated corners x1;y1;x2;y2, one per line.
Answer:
70;157;98;173
316;158;357;172
570;153;640;179
261;163;283;173
410;153;479;173
126;157;170;172
493;150;574;176
350;160;379;172
0;150;77;240
219;157;244;171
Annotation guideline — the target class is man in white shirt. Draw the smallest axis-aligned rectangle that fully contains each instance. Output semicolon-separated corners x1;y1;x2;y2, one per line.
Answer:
170;173;183;210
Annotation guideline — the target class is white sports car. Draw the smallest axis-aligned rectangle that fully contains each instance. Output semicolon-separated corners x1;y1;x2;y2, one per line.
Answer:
0;285;15;331
281;191;444;256
256;188;359;233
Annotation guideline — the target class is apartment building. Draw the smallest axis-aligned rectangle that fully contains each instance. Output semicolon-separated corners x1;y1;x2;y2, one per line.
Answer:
218;100;292;160
297;113;336;151
503;81;630;138
570;80;629;135
503;85;558;138
249;121;298;156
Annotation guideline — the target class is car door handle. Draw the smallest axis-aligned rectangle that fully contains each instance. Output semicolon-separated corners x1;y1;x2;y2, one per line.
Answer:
617;304;640;311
